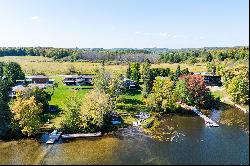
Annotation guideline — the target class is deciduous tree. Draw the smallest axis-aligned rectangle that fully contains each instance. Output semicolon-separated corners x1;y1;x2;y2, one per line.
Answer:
11;96;42;137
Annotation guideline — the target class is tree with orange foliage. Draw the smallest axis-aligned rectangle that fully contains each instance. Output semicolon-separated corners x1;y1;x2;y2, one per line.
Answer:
177;74;213;108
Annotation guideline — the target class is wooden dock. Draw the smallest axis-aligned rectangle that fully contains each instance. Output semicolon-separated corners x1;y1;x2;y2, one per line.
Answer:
181;104;219;127
61;132;102;139
192;108;219;127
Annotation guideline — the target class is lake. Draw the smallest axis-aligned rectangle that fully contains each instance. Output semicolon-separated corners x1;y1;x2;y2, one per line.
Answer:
0;109;249;165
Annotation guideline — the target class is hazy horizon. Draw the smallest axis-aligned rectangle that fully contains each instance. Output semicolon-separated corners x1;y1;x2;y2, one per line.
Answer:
0;0;249;48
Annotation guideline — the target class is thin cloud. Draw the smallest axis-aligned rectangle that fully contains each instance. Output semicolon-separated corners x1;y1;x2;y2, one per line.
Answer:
31;16;39;20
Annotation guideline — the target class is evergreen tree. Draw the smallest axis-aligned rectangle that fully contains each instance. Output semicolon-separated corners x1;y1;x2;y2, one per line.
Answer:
130;63;141;83
126;63;131;79
142;59;152;97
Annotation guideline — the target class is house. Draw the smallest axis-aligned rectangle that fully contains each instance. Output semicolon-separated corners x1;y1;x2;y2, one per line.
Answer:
9;85;26;98
9;75;54;98
204;75;222;86
63;75;93;86
26;75;50;84
191;72;222;86
121;78;137;90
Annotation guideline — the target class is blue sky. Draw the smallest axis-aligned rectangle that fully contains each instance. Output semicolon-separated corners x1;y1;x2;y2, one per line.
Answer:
0;0;248;48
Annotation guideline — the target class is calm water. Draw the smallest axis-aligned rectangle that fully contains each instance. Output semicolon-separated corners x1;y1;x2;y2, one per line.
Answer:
0;110;249;165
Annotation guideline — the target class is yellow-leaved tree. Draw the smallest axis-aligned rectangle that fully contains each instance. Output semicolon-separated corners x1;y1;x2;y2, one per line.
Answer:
81;90;111;132
145;77;177;112
11;96;42;137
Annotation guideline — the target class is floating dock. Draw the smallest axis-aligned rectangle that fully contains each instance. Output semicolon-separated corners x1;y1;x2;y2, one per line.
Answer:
46;130;62;144
61;132;102;139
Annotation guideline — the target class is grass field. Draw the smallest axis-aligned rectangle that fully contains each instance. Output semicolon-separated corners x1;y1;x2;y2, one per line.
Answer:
48;76;92;110
41;76;92;130
0;56;208;75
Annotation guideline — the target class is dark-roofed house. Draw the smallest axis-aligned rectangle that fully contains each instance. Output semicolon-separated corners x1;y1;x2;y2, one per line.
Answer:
121;78;137;90
26;75;50;84
63;75;93;86
9;75;54;98
204;75;222;86
191;72;222;86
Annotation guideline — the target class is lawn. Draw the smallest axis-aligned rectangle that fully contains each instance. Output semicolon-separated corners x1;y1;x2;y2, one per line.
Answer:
48;76;92;110
41;76;93;130
116;87;150;125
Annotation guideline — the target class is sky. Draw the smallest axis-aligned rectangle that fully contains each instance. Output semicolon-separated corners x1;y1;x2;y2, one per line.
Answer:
0;0;249;48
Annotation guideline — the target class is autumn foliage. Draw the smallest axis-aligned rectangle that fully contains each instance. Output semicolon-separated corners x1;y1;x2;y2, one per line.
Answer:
179;74;210;107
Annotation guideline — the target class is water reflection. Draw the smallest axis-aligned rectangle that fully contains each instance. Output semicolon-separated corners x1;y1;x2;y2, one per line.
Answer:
220;107;249;134
0;111;249;165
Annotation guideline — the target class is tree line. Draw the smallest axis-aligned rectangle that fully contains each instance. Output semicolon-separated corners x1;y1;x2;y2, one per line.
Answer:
0;47;248;63
159;47;249;64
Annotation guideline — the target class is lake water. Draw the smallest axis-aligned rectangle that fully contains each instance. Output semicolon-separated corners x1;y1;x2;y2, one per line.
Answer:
0;109;249;165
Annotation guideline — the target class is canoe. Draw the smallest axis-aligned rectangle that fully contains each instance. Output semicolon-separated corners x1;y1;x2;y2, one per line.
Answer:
61;132;102;139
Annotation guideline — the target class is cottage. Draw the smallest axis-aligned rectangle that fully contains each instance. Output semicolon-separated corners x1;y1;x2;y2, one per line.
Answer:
63;75;93;86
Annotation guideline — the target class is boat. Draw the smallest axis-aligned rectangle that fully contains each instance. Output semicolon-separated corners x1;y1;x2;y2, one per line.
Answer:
49;130;62;140
46;130;62;144
135;112;150;120
205;121;219;127
132;120;142;127
61;132;102;139
46;138;56;144
111;120;122;125
111;117;122;125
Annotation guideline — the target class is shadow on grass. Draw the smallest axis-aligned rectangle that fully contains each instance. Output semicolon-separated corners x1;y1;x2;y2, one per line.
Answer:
41;105;62;123
125;89;142;95
69;87;93;90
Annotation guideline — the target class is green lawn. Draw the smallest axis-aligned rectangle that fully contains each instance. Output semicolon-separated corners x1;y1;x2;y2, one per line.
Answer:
41;76;92;130
116;88;151;125
49;76;92;110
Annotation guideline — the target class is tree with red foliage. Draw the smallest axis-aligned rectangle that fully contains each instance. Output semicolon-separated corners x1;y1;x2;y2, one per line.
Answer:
178;74;211;107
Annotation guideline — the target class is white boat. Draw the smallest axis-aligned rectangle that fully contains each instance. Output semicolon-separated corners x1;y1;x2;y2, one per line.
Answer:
46;138;56;144
135;112;150;120
205;121;219;127
46;130;62;144
133;120;142;127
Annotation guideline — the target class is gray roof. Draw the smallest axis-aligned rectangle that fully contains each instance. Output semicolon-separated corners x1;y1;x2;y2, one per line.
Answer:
26;75;49;79
64;75;93;79
12;85;26;91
